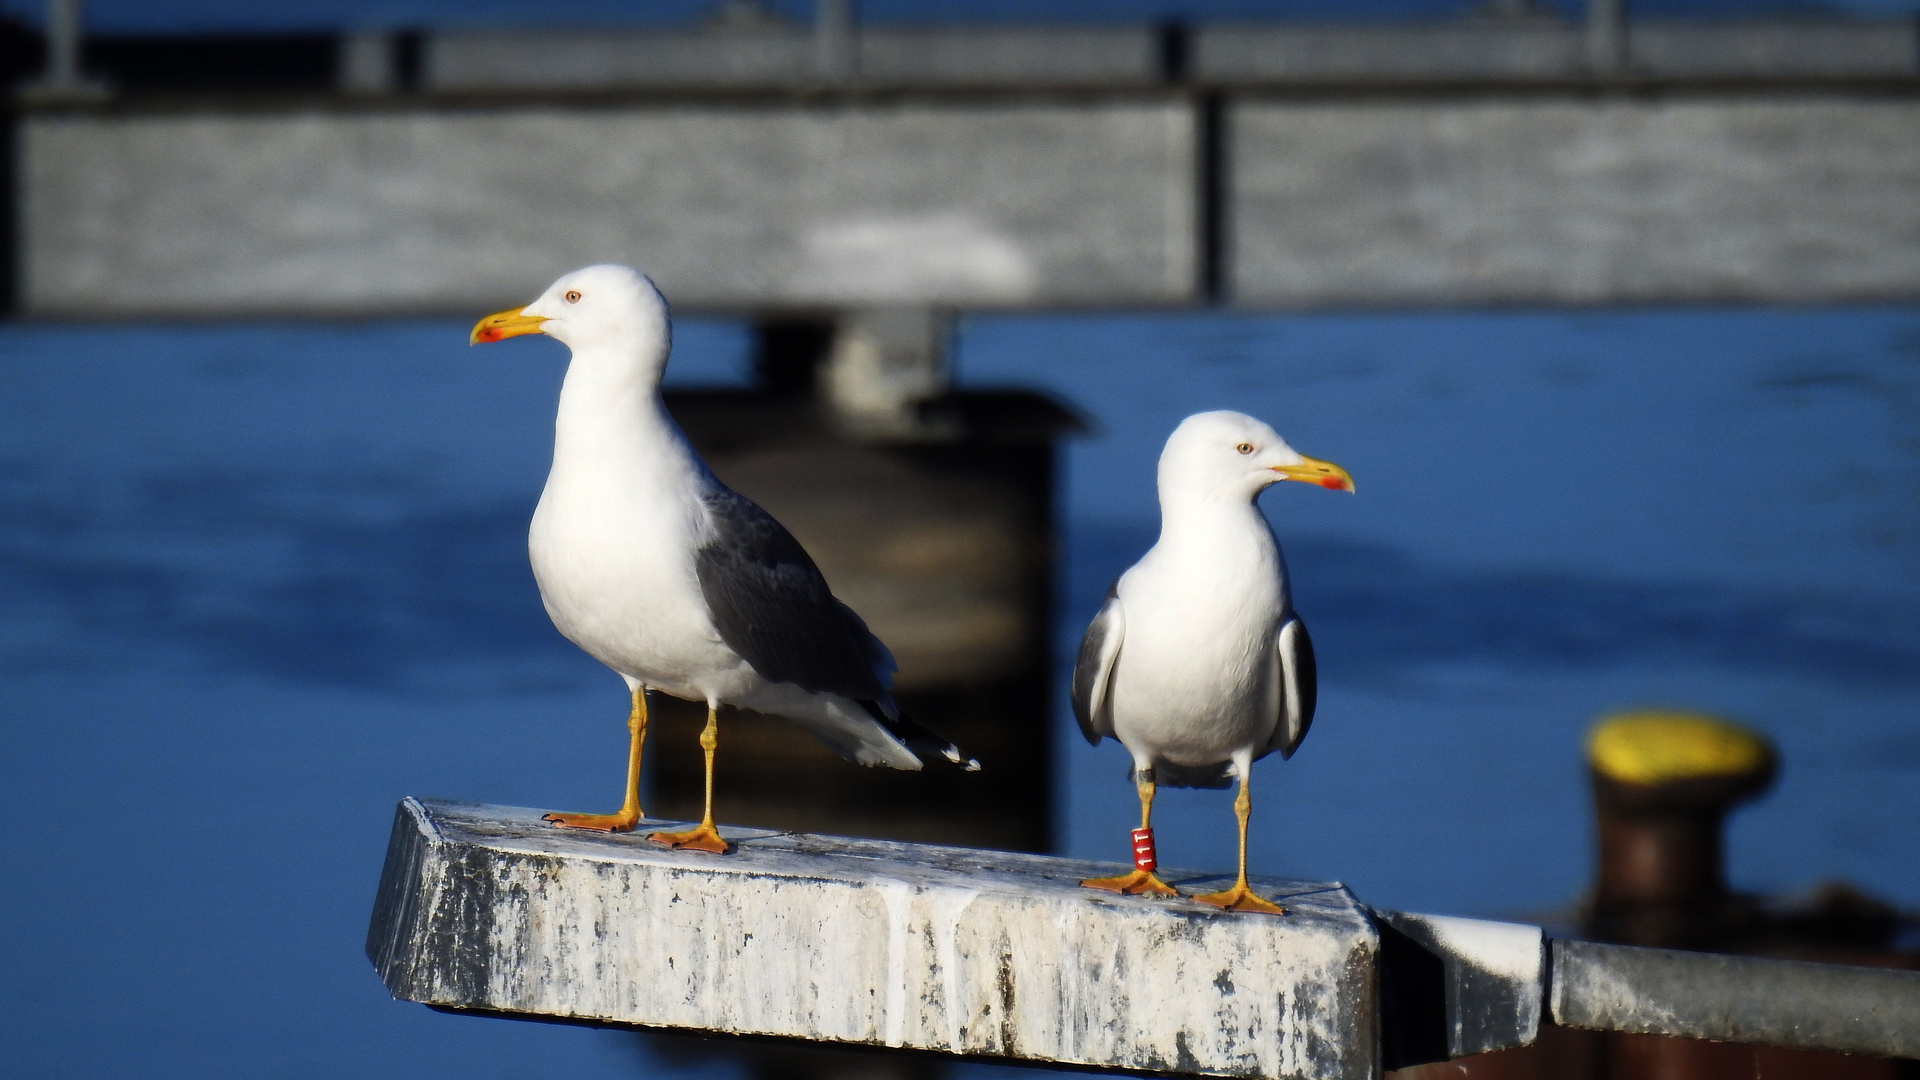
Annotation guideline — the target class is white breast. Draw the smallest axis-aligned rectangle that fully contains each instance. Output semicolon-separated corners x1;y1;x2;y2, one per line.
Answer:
529;386;748;703
1107;509;1287;766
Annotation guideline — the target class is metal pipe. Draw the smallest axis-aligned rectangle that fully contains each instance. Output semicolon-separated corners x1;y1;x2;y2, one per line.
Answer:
1585;0;1627;74
43;0;84;88
1551;938;1920;1059
814;0;854;81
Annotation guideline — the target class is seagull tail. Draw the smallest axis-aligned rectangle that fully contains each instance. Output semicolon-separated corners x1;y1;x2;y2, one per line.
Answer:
1134;760;1232;789
862;699;981;772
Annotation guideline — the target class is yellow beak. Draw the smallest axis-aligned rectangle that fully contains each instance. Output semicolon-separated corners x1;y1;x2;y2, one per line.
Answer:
470;307;547;345
1273;455;1355;493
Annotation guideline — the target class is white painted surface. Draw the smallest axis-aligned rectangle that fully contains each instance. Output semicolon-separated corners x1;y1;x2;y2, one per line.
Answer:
1400;914;1543;986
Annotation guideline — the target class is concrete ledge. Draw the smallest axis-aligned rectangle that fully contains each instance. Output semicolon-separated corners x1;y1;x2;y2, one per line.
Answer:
369;798;1383;1079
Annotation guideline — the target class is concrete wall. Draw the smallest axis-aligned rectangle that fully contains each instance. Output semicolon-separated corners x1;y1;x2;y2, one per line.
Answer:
19;101;1197;316
1229;98;1920;306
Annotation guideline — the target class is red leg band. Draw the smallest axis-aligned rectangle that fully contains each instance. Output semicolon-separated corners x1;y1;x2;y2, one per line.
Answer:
1130;827;1158;873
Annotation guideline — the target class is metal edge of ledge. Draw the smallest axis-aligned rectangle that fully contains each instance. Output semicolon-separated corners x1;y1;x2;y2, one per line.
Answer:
1550;938;1920;1060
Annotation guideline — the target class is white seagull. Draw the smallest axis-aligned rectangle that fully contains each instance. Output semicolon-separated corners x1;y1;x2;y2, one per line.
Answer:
1072;411;1352;913
472;264;975;853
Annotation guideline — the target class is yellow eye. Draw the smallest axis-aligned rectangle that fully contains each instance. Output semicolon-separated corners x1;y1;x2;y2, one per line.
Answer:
1236;442;1254;454
564;290;582;303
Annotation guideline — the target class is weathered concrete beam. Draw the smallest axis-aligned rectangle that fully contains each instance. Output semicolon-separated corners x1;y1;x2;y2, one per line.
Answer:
370;798;1389;1079
369;799;1558;1078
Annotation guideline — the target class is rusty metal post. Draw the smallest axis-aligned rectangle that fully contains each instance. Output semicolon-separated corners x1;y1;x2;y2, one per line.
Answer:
1585;710;1776;951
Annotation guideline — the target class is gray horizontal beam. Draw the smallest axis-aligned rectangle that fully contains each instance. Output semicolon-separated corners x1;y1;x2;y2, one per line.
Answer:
1551;939;1920;1059
20;89;1920;315
1228;97;1920;307
18;100;1196;316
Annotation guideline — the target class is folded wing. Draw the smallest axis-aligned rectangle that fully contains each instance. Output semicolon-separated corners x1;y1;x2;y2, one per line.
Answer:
1265;615;1317;760
1071;585;1125;746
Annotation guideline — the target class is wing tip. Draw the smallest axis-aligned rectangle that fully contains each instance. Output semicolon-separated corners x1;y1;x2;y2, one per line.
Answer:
933;741;981;771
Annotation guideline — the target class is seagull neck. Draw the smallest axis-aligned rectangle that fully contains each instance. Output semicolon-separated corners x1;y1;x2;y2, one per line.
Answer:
550;347;686;475
1153;492;1287;605
1156;490;1265;542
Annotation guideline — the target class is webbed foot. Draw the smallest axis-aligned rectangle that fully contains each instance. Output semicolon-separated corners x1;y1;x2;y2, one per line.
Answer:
1080;868;1178;896
648;822;730;854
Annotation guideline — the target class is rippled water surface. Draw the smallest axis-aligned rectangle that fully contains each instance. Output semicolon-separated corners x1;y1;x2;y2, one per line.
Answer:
3;307;1917;1077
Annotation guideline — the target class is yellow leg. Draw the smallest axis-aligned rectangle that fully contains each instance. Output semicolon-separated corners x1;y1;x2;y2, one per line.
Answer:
1081;776;1177;896
649;705;730;854
545;686;648;832
1194;770;1286;914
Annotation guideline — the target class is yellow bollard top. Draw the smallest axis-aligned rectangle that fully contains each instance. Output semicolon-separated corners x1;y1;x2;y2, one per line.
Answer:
1587;710;1775;786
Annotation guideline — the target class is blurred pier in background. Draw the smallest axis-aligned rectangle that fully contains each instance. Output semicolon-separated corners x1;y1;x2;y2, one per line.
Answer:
5;1;1920;320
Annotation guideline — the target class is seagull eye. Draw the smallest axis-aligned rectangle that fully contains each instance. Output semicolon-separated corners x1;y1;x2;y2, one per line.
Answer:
1235;442;1255;455
564;290;582;303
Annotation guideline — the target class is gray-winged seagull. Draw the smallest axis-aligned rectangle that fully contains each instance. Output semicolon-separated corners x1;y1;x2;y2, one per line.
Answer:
472;264;976;854
1072;410;1352;912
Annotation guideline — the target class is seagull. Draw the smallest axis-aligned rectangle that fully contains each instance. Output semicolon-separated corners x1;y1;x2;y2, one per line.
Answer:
471;264;976;853
1072;411;1352;913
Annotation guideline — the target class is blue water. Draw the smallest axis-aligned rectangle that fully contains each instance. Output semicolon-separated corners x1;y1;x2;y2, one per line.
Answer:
2;307;1917;1077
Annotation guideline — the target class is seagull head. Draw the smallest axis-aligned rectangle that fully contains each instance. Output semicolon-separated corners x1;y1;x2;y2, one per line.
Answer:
1158;410;1355;504
470;264;670;371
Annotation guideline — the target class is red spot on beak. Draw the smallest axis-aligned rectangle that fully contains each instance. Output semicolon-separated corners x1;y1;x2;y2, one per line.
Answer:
1319;477;1346;490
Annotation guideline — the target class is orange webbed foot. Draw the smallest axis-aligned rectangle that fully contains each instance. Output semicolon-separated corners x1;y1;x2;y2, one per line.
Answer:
543;810;640;833
1192;882;1286;915
1080;868;1178;897
649;822;730;854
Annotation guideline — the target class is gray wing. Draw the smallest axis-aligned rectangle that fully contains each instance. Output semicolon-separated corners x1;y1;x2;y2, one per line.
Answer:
1265;615;1317;760
694;487;893;702
1070;585;1125;746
